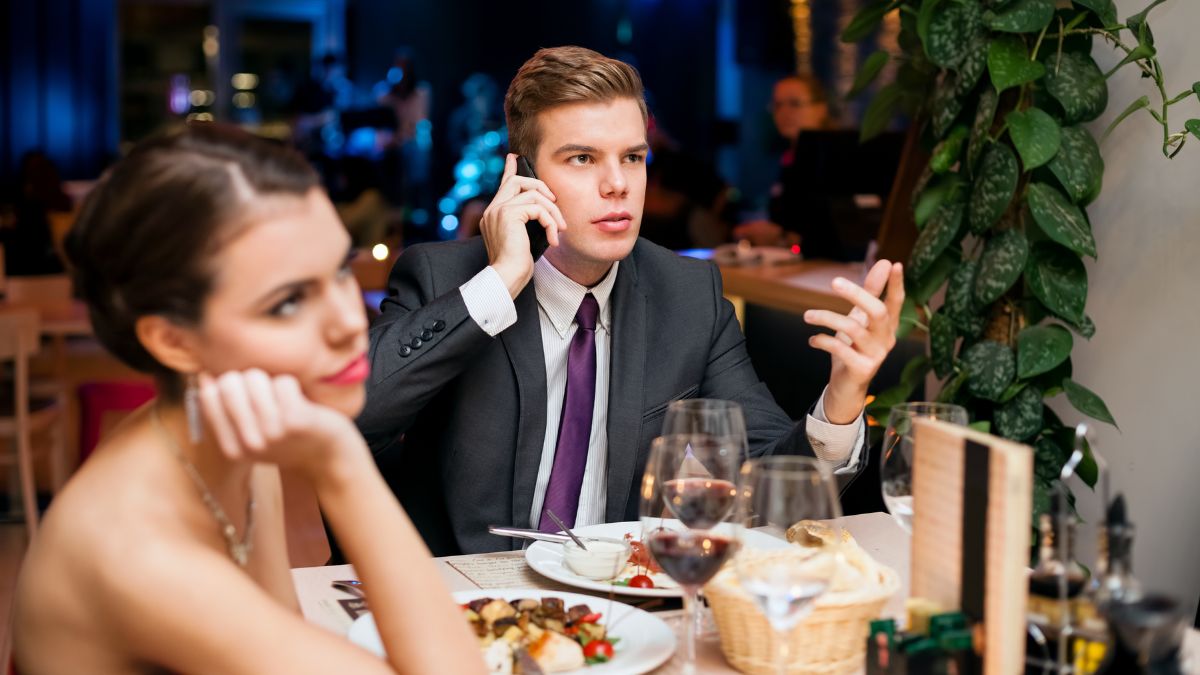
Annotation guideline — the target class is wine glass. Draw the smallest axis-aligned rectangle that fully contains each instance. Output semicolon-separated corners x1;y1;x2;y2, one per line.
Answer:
662;398;748;446
736;456;844;675
879;402;968;533
640;434;740;675
661;398;748;634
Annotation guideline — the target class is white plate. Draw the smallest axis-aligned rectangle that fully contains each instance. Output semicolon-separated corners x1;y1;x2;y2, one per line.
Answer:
525;521;790;598
347;588;676;674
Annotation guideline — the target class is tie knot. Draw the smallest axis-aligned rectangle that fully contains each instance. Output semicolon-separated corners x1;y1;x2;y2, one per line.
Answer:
575;293;599;331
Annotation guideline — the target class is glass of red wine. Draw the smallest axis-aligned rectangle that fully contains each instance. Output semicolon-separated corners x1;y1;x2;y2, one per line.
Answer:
736;456;844;675
661;398;748;635
640;434;740;675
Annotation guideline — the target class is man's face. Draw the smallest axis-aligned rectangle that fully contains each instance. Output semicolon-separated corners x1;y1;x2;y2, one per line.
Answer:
532;98;648;283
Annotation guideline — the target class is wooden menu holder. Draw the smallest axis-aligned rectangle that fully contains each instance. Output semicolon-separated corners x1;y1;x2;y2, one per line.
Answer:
910;419;1033;674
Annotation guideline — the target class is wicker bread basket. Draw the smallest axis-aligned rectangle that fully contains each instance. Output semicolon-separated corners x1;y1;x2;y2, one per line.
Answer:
704;532;900;674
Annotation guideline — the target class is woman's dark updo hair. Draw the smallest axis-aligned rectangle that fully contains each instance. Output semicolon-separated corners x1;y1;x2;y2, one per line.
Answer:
66;123;319;399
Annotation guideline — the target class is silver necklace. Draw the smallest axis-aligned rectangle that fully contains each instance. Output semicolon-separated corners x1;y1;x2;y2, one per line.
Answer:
152;406;255;567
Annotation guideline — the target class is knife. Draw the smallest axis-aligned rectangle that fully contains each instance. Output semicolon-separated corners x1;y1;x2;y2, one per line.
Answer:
488;526;571;544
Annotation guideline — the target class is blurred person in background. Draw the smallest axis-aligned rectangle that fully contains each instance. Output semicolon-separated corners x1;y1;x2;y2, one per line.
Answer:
12;124;485;675
733;74;837;255
735;74;902;262
0;150;70;276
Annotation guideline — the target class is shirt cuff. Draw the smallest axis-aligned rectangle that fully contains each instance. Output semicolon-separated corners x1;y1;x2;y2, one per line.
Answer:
807;386;866;476
459;266;518;337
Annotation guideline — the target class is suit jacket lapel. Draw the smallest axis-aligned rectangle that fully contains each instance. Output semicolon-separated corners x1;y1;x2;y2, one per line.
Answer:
502;286;548;532
605;255;647;522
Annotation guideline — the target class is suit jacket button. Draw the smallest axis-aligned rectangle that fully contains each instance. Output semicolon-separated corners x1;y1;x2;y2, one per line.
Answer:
399;345;413;357
431;319;446;332
410;337;423;349
420;329;434;341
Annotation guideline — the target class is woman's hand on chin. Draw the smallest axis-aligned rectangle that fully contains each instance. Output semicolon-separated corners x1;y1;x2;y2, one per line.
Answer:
196;369;368;478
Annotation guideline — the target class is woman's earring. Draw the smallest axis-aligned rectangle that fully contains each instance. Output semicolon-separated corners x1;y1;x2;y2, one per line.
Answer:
185;375;203;443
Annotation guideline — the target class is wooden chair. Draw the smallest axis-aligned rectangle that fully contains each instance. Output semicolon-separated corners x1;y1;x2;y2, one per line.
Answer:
0;310;67;539
2;275;72;308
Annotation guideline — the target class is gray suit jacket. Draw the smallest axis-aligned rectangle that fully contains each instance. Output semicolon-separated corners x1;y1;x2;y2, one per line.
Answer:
358;237;865;555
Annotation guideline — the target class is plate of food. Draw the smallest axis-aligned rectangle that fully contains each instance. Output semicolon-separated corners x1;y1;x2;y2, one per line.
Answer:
347;588;676;674
524;521;790;598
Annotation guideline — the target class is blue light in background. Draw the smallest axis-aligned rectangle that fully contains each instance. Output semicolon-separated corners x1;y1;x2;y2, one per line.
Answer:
438;197;458;214
453;182;479;200
387;67;404;84
455;158;484;181
483;131;501;148
441;215;459;232
410;208;429;225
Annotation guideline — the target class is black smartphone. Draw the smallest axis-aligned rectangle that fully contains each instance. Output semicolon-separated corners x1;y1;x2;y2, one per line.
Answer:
515;156;550;260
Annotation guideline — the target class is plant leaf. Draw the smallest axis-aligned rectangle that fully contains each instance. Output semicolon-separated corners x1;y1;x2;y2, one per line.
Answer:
897;296;919;339
1044;51;1108;124
1030;355;1072;394
1101;95;1150;142
931;74;966;139
968;88;1000;172
1026;242;1088;323
842;0;893;43
1027;182;1097;258
861;82;905;142
927;0;984;68
1186;119;1200;140
930;310;958;379
911;249;961;305
1017;324;1073;378
1064;378;1117;427
1047;125;1104;204
968;144;1019;233
944;258;980;320
908;202;964;279
1064;313;1096;339
1007;108;1062;169
848;52;891;99
931;125;970;173
962;340;1017;401
917;0;946;50
914;174;965;229
968;420;992;433
937;369;971;404
1073;0;1117;26
988;35;1046;92
974;229;1029;305
986;0;1055;33
995;385;1044;440
954;38;990;97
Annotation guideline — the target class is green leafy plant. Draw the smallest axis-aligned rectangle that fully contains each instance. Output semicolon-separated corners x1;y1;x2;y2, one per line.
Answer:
847;0;1198;521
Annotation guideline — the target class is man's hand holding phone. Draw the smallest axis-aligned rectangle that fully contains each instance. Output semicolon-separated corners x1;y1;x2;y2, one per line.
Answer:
479;153;568;298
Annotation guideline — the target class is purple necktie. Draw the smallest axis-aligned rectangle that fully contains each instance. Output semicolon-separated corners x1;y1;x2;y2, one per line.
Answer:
539;293;600;531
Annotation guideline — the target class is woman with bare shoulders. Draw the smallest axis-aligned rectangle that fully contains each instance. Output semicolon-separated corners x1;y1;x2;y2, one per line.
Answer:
12;124;486;674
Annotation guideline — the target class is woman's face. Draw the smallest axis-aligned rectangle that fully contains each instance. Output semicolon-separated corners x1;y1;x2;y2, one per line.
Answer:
771;79;829;140
187;189;369;417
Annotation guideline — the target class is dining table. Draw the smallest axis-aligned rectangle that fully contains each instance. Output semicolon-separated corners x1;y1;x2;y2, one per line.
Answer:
289;510;1186;674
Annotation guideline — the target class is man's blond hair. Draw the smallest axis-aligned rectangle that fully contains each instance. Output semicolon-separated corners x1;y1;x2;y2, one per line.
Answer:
504;46;648;160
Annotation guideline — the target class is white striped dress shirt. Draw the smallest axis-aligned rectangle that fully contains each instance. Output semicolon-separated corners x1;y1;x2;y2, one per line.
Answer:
459;257;864;528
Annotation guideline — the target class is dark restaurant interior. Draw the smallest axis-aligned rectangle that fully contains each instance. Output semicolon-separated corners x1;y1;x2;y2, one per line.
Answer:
1;0;1199;672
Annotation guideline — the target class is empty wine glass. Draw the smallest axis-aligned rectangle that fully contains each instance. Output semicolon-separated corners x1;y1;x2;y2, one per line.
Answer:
736;456;844;675
640;434;740;675
662;398;748;446
880;402;968;533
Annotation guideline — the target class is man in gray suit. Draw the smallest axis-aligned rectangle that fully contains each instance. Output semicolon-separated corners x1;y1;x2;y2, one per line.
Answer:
358;47;905;555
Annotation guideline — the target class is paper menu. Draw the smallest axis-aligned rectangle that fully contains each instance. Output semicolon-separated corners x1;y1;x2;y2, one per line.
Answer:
442;551;574;592
910;418;1033;675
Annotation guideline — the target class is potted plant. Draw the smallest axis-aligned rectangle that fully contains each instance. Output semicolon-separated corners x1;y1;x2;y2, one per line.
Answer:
846;0;1199;518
